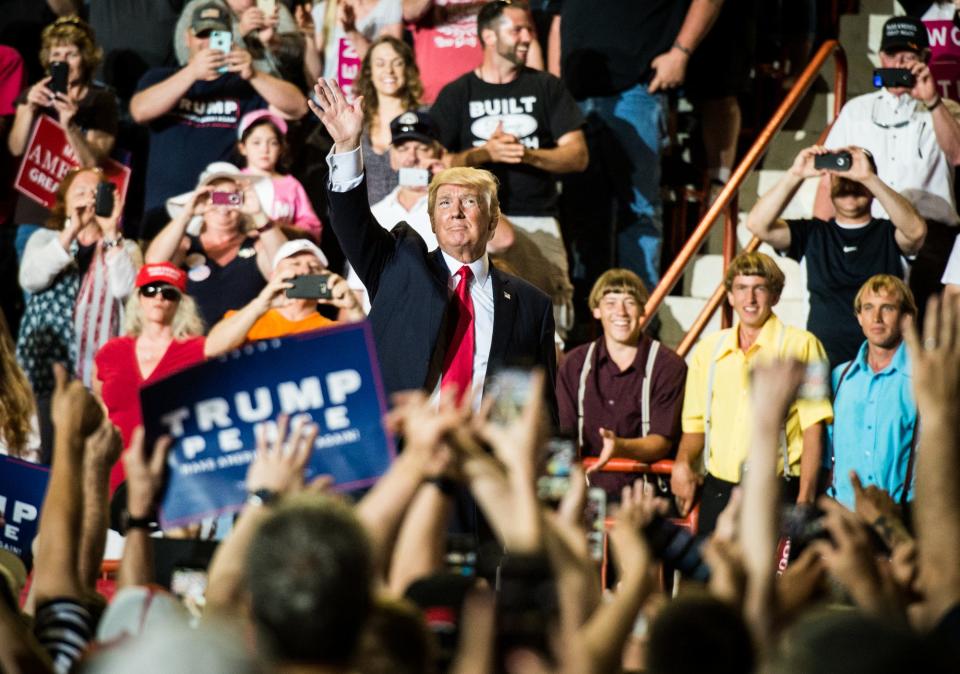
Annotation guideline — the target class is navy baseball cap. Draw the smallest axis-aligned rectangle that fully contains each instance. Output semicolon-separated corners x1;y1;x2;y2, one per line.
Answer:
880;16;929;54
390;111;440;146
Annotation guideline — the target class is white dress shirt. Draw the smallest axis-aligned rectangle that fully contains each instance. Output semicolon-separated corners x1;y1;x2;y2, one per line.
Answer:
327;146;496;409
825;88;959;225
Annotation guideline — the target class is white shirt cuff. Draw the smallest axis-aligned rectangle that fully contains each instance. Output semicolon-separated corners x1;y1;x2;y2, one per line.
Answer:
326;145;364;193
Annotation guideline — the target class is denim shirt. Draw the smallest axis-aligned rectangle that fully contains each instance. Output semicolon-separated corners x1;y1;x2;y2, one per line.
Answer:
829;341;917;508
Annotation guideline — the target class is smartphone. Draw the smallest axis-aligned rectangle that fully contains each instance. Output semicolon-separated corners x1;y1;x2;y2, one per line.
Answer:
209;30;232;73
210;190;242;207
286;273;333;300
813;151;852;172
584;487;606;562
94;182;116;218
485;368;532;426
399;167;430;188
49;61;69;95
536;436;575;505
257;0;277;14
872;68;915;89
170;566;208;609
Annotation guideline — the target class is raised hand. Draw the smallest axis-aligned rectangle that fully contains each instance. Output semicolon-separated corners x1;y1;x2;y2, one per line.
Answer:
585;427;621;475
789;145;828;179
842;146;877;184
52;362;103;437
189;48;226;82
51;92;78;127
246;414;320;495
902;294;960;417
308;78;364;152
123;427;172;519
225;48;255;81
26;77;55;110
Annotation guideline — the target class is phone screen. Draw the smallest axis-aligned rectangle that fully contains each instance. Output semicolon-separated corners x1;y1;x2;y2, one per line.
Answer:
485;368;532;426
209;30;232;73
583;487;606;562
536;437;574;505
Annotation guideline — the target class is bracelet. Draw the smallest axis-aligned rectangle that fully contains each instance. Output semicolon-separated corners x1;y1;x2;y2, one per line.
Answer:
673;42;692;57
926;96;943;111
121;509;158;534
246;487;279;507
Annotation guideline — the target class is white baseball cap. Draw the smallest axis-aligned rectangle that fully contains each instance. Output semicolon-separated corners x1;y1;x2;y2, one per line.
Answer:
165;162;275;235
272;238;329;271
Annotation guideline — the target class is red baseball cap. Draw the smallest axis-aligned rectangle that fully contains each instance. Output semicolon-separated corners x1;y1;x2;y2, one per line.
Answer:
135;263;188;293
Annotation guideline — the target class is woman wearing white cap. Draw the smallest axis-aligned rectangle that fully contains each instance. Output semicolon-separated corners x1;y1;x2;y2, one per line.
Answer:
145;162;287;329
207;238;364;343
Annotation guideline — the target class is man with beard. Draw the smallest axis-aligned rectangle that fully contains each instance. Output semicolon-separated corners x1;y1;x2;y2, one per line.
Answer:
430;0;587;339
745;145;926;366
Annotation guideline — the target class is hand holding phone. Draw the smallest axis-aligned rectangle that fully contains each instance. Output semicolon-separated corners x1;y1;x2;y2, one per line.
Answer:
209;30;232;73
210;191;243;207
813;151;852;172
872;68;916;89
286;273;333;300
94;182;116;218
49;62;69;95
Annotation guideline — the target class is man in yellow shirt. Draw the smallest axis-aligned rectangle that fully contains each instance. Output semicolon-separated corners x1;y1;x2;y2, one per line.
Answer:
207;239;365;342
671;252;833;536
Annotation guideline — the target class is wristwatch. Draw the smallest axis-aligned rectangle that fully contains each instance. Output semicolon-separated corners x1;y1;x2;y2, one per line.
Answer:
121;509;158;534
246;487;279;507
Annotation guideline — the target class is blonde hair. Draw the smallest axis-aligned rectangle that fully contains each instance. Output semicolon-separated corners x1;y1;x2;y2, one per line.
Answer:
853;274;917;316
0;311;35;457
427;167;500;224
723;252;786;298
588;268;649;310
124;291;205;339
40;16;102;81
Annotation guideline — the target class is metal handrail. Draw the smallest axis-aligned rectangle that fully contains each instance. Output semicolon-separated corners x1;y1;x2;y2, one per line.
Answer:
640;40;848;349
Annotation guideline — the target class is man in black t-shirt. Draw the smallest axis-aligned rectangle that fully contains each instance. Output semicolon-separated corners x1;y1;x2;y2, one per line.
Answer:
746;145;927;365
129;1;306;240
431;0;586;337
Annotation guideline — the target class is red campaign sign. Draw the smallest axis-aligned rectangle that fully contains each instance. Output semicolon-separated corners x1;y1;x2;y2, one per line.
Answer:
14;115;130;210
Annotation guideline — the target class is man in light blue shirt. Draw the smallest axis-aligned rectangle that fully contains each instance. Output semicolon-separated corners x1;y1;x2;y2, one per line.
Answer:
830;274;918;508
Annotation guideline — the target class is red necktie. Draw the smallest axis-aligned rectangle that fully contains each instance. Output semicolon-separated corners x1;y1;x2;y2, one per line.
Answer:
441;266;475;403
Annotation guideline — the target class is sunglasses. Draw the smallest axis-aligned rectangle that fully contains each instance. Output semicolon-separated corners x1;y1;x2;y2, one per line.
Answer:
139;284;182;302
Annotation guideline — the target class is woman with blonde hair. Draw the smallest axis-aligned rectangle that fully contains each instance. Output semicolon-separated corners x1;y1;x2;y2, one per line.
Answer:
94;263;252;492
0;311;40;463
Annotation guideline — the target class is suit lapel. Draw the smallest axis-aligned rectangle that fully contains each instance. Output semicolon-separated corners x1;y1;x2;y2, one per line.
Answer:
489;267;516;368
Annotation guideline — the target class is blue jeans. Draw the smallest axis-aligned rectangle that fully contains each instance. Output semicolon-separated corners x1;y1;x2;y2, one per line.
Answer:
576;83;665;291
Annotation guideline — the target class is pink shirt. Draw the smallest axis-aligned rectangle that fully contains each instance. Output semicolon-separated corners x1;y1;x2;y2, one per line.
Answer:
243;170;323;241
408;0;482;103
0;46;24;116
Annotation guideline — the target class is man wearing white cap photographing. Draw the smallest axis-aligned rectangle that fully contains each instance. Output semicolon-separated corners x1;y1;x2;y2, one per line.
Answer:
207;239;364;343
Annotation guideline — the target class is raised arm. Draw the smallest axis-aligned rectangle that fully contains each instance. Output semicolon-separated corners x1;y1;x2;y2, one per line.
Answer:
909;60;960;165
78;421;123;592
144;187;210;265
746;145;827;251
130;58;208;124
845;146;927;254
903;295;960;629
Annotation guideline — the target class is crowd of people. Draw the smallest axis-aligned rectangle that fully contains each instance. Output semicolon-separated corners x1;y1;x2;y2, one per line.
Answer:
1;0;960;672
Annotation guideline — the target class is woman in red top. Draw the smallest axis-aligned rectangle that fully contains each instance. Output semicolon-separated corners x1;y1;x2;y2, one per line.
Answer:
94;262;251;492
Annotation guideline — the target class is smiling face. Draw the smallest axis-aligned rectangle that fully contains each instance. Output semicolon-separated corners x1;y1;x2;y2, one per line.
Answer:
49;41;84;84
240;123;282;173
430;183;497;262
593;291;643;346
369;42;405;97
727;274;779;330
856;287;904;349
488;7;532;66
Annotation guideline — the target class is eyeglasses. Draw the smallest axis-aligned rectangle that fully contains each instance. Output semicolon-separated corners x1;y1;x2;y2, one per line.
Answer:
870;96;914;129
139;284;181;302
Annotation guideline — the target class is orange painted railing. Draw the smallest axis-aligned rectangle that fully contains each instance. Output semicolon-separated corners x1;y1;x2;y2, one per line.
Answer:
640;40;848;356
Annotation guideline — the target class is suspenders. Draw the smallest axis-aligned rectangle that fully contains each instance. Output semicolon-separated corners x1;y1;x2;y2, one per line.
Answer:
577;338;661;449
703;325;790;479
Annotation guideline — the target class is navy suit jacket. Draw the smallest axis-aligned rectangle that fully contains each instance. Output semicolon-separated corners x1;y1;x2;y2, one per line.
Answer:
328;178;557;415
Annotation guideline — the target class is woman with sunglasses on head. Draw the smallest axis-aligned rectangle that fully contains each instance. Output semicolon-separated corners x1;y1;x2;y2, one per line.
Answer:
93;263;254;492
16;167;138;455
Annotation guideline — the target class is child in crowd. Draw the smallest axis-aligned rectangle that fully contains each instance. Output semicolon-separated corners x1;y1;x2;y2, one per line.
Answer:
237;109;323;242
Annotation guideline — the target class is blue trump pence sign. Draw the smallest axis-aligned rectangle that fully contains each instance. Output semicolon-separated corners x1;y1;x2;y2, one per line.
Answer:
141;322;394;529
0;455;50;565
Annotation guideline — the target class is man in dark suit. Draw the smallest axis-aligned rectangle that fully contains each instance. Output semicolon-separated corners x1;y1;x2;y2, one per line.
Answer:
309;78;557;413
